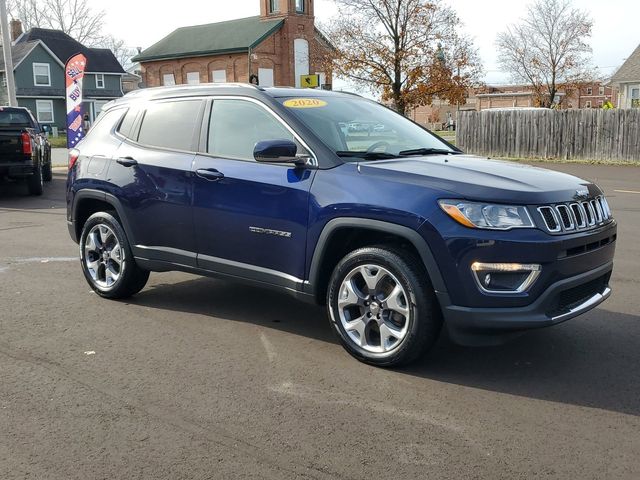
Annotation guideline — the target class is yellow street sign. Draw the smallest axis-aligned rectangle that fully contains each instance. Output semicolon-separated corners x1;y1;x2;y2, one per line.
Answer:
300;74;320;88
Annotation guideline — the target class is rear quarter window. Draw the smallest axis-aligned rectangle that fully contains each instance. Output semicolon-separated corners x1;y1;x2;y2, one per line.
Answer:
83;108;127;142
137;100;202;151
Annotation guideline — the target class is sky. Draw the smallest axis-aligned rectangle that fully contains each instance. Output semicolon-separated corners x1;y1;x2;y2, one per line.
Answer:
96;0;639;87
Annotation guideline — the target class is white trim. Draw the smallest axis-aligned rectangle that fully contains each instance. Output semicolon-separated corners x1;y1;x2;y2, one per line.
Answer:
35;99;55;123
32;62;51;86
14;40;65;70
17;95;65;99
95;73;105;89
85;71;127;76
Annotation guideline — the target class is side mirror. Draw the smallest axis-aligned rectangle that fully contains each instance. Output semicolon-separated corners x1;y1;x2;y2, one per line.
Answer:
254;139;302;164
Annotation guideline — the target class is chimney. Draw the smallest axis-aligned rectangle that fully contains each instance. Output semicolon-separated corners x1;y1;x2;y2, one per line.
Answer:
10;19;23;42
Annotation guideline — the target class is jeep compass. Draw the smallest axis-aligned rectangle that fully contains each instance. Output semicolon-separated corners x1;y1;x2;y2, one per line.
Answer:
66;84;616;366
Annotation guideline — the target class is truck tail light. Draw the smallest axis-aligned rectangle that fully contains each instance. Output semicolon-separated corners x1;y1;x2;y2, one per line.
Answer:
69;149;80;169
21;132;32;155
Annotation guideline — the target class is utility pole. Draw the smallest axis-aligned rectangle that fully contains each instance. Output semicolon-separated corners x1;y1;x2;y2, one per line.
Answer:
0;0;17;106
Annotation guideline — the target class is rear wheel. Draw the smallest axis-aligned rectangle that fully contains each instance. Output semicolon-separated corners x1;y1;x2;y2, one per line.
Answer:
79;212;149;299
327;246;442;367
43;155;52;182
27;161;43;196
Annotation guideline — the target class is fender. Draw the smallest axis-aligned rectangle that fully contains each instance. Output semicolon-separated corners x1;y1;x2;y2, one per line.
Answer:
304;218;450;305
71;189;137;246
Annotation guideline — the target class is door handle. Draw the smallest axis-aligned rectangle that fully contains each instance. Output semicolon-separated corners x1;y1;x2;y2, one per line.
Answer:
196;168;224;181
116;156;138;167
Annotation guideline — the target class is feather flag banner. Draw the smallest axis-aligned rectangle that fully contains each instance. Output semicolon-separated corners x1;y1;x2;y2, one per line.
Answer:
65;53;87;148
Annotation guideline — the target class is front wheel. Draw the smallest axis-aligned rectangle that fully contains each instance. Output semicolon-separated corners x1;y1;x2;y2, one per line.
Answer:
79;212;149;299
327;246;442;367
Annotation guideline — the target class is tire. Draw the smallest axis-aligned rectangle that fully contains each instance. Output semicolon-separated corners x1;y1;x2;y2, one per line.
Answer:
27;161;44;196
327;246;442;367
43;155;52;182
79;211;149;299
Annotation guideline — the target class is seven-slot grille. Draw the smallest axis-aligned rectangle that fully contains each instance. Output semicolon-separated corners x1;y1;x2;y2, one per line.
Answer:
537;196;612;233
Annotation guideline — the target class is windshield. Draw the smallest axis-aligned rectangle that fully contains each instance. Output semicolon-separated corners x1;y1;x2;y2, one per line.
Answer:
279;96;458;159
0;110;31;128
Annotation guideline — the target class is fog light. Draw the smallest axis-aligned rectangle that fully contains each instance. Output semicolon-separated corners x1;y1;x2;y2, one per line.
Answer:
471;262;541;293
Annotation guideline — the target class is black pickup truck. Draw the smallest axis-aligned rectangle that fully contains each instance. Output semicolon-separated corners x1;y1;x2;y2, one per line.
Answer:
0;106;52;195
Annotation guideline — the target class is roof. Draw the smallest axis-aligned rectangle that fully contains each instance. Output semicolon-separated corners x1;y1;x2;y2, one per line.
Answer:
0;41;40;72
610;43;640;84
16;28;125;74
132;16;284;63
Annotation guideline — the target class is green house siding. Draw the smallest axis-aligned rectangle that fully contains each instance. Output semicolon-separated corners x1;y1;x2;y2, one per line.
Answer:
84;73;123;98
18;98;66;130
15;43;65;91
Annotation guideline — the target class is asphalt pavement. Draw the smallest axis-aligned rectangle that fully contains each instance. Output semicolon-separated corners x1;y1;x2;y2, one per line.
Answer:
1;163;639;479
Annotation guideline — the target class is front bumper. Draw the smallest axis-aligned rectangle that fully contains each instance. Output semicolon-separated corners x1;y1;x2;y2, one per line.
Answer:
441;261;613;346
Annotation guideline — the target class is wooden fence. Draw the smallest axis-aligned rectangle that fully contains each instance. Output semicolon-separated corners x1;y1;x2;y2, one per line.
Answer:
457;109;640;162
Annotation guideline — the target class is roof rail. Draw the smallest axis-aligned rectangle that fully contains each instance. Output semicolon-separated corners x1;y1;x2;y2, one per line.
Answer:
123;82;264;98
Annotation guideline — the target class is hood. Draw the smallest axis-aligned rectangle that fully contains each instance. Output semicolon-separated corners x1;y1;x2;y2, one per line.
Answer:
358;155;600;204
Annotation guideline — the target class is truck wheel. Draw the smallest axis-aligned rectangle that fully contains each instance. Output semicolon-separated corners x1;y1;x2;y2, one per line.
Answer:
43;159;52;182
27;161;44;196
79;212;149;299
327;246;442;367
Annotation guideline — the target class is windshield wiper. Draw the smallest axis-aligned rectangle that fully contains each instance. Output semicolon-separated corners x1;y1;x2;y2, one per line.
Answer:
335;151;399;160
398;148;460;156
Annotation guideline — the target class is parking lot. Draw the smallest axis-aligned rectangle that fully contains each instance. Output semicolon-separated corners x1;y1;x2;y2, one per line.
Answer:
1;162;639;479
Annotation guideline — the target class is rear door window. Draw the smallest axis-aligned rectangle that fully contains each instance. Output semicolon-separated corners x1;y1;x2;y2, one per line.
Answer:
137;100;203;151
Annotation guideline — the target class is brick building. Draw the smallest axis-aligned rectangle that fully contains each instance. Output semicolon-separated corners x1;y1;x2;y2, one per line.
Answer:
132;0;332;89
574;82;617;108
409;81;618;130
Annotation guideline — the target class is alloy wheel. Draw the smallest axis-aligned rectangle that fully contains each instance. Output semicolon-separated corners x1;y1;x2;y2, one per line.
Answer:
337;264;410;354
84;224;123;289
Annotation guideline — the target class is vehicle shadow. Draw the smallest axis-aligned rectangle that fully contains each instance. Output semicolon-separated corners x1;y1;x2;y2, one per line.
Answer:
132;275;336;344
405;309;640;417
132;276;640;417
0;173;66;208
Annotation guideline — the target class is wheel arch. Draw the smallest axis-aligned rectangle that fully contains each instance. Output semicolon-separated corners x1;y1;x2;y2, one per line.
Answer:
306;218;449;305
72;189;135;245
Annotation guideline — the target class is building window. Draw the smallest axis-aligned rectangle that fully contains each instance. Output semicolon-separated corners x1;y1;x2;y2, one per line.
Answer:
211;70;226;83
599;86;605;95
95;74;105;89
631;87;640;108
36;99;54;123
296;0;304;13
33;63;51;86
162;73;176;86
585;100;591;108
186;72;200;85
269;0;279;13
586;87;592;95
258;68;274;87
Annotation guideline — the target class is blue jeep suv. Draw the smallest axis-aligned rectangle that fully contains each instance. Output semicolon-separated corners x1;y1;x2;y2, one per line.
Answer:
66;84;616;366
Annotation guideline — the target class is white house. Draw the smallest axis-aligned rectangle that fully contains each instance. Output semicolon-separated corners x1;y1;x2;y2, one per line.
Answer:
609;43;640;109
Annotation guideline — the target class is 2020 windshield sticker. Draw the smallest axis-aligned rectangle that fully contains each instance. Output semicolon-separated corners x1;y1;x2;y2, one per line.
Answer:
283;98;328;109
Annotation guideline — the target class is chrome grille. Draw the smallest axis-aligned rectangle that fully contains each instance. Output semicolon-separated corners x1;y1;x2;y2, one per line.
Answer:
538;195;612;233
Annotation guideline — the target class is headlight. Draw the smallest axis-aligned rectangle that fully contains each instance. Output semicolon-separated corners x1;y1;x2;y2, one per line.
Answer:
439;200;534;230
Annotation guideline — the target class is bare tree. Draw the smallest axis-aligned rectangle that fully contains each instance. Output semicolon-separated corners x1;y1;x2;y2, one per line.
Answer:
496;0;593;107
99;35;136;70
9;0;105;45
323;0;482;115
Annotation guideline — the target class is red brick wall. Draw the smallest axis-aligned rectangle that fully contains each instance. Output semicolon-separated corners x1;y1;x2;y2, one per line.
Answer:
140;0;330;88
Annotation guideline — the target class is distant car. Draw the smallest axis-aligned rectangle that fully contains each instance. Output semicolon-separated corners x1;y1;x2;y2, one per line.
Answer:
66;85;616;367
0;106;52;195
